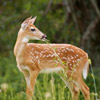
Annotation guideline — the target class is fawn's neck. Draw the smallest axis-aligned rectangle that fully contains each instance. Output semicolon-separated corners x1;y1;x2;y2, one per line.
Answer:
14;29;29;57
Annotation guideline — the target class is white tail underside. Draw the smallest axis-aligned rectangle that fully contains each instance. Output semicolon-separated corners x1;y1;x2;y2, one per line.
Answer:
83;61;89;79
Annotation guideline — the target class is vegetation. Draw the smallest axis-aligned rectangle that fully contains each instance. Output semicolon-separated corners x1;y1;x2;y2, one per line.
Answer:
0;0;100;100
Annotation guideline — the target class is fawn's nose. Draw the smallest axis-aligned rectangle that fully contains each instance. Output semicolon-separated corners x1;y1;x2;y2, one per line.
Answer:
41;35;47;39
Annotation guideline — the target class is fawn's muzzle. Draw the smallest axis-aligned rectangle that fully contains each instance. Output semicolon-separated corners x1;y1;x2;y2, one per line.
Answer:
41;35;47;40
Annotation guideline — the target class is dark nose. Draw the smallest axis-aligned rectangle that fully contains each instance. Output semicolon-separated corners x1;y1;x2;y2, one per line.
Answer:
42;35;47;39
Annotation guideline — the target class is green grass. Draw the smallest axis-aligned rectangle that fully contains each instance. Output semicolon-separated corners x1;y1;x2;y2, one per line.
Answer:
0;51;100;100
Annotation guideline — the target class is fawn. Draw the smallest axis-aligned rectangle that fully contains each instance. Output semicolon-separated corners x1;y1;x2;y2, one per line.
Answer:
14;16;90;100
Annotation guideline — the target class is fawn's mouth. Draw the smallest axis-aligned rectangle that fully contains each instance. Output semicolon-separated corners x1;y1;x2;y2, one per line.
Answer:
41;35;47;41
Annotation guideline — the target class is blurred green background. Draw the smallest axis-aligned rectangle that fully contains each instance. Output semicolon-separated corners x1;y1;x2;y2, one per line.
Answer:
0;0;100;100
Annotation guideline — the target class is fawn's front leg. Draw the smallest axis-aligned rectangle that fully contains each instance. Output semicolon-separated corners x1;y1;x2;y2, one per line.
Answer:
24;70;39;100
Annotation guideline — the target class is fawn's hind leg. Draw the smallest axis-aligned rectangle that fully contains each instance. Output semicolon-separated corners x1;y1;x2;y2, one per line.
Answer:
60;73;80;100
79;79;90;100
72;84;80;100
67;81;80;100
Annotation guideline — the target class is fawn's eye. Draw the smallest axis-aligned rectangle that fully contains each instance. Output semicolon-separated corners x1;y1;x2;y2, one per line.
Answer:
31;28;36;31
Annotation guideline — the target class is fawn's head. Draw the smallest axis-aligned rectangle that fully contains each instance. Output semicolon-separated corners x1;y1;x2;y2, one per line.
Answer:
19;16;47;42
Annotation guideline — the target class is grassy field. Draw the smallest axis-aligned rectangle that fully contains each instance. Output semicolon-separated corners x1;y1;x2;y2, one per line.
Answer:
0;51;100;100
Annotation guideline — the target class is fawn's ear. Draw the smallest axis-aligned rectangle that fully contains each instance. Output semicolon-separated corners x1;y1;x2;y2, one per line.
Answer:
21;16;32;30
29;16;37;25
